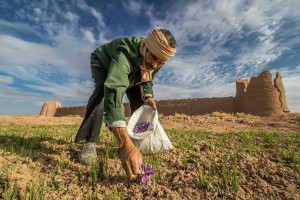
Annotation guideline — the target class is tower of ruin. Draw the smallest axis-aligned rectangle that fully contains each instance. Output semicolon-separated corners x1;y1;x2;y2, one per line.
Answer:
234;71;290;116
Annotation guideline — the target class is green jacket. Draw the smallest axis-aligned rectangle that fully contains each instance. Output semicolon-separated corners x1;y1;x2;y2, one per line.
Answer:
90;36;161;123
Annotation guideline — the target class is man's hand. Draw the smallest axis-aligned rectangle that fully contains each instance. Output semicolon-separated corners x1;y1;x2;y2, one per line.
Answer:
144;97;157;110
110;127;143;178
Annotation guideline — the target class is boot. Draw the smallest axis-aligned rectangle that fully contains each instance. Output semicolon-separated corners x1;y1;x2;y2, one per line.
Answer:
79;142;97;165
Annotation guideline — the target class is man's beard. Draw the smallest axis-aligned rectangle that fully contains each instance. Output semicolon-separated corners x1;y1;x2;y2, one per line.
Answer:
144;61;154;70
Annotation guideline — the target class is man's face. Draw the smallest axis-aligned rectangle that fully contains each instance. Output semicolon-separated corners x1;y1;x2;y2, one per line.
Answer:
145;50;166;70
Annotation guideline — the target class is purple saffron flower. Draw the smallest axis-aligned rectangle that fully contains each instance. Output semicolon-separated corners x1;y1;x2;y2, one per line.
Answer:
133;122;150;133
141;163;155;184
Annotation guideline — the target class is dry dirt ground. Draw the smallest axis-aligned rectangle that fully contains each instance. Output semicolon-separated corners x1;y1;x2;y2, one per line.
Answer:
0;114;299;133
0;114;299;200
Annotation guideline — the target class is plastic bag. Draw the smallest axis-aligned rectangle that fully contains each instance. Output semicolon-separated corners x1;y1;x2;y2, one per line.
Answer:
127;105;174;154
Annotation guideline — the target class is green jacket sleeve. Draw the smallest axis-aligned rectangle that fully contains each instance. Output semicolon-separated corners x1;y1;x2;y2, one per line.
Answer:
140;67;162;100
103;51;131;123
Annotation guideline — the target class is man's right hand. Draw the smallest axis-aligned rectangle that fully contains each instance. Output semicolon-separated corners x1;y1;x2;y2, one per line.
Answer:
144;97;157;110
110;127;143;178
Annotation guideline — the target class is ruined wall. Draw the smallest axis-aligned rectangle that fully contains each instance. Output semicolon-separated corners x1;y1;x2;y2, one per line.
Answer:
119;97;234;117
191;97;234;115
40;71;290;117
234;71;290;116
40;102;61;117
41;98;234;118
152;97;234;116
273;72;290;113
54;106;87;117
157;99;192;116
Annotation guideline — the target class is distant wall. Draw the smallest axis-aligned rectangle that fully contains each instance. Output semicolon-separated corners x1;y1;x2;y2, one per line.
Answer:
40;71;290;117
156;99;192;116
124;97;234;117
54;106;87;117
40;97;235;118
191;97;234;115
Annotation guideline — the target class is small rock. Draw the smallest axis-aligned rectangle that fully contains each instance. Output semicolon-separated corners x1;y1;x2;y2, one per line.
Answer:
200;144;209;151
38;157;48;165
266;175;275;183
246;163;252;171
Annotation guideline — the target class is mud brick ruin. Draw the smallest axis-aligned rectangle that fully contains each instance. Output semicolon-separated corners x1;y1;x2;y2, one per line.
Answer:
40;71;290;117
234;71;289;116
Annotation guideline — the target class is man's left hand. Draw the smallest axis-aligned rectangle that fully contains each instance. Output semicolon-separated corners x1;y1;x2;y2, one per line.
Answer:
144;98;157;110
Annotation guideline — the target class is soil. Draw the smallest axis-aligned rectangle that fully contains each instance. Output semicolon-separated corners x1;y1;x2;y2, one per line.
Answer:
159;114;300;134
0;114;299;200
1;114;299;134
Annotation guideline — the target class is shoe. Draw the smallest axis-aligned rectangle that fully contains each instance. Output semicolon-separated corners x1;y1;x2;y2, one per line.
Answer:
79;143;97;165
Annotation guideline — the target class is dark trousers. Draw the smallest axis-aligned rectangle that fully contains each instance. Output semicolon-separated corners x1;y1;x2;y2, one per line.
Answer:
75;66;144;143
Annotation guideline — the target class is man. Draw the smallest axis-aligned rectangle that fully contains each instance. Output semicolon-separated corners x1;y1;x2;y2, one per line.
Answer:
75;27;176;178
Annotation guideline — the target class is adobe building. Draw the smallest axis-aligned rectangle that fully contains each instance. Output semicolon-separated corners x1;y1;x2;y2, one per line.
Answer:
40;71;290;117
40;102;61;117
234;71;290;116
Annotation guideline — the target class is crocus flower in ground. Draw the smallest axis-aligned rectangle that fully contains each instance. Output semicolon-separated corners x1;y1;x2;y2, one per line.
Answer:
141;163;155;184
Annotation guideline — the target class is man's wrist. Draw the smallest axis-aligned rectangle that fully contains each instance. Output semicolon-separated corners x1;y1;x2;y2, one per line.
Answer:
142;94;153;101
111;127;132;150
144;96;152;101
107;120;126;128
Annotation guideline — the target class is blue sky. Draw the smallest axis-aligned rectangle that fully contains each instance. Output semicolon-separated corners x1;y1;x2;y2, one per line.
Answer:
0;0;299;115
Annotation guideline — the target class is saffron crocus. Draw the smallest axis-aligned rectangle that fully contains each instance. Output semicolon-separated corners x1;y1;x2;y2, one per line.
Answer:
133;122;150;133
141;163;155;184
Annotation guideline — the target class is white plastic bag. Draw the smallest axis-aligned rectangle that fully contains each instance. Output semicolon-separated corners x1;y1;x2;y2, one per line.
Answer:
127;105;174;154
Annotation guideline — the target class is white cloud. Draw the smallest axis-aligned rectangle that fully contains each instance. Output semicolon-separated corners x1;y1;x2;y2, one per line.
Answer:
0;75;13;84
24;80;94;102
122;0;143;15
0;35;91;75
0;82;58;115
0;0;110;115
37;101;44;106
0;79;41;104
1;0;299;115
151;0;298;67
0;35;64;66
82;29;96;44
143;0;300;113
0;20;42;37
0;71;94;115
234;31;285;76
78;0;105;28
65;12;80;24
148;0;300;88
153;82;235;100
33;8;42;15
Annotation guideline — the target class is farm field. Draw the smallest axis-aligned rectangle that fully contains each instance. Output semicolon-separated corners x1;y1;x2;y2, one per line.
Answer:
0;114;299;200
